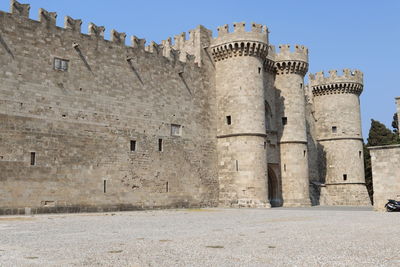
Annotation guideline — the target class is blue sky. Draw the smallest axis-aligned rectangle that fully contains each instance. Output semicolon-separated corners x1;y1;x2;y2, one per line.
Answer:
1;0;399;139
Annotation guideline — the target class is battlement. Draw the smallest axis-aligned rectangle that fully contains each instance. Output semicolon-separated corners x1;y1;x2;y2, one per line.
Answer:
211;22;268;47
270;44;309;76
309;69;363;96
5;1;200;68
272;44;308;63
210;22;269;62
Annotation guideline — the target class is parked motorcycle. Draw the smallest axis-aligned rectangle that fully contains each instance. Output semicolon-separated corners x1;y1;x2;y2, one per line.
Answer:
385;199;400;212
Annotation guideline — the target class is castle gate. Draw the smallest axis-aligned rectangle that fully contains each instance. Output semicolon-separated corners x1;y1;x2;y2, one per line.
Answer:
268;164;282;207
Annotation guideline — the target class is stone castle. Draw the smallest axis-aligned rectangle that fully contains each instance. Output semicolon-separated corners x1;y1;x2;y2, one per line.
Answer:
0;1;371;215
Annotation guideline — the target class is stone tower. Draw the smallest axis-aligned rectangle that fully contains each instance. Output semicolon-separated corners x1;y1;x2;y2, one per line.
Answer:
210;22;270;207
309;70;371;205
273;45;311;207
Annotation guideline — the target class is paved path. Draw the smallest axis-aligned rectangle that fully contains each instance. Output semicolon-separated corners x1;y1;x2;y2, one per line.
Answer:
0;207;399;266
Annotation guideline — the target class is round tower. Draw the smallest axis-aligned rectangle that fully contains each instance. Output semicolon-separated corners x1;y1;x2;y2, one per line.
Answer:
210;22;270;207
274;44;311;207
309;69;371;206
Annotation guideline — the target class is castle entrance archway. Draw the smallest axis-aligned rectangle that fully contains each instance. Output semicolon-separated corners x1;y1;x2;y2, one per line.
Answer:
268;165;282;207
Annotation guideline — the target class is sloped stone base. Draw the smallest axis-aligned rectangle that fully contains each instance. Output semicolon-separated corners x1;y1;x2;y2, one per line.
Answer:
320;183;371;206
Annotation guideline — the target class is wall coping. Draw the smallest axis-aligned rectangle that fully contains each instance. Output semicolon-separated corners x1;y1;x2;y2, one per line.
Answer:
368;144;400;150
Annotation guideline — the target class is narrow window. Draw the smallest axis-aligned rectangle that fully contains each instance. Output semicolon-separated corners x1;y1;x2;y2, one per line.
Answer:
158;139;163;152
226;116;232;125
284;164;286;172
54;58;69;71
235;160;239;171
303;150;306;157
343;174;347;181
171;124;182;136
282;117;287;125
130;140;136;152
264;142;267;149
359;151;362;158
30;152;36;166
166;181;169;193
103;180;107;193
258;67;261;74
300;83;303;89
332;126;337;133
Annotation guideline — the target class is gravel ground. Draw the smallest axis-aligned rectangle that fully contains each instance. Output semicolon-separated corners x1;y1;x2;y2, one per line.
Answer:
0;207;399;267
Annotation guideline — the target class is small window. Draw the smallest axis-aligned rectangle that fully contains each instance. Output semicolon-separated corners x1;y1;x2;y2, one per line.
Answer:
258;67;261;74
332;126;337;133
343;174;347;181
282;117;287;125
158;139;163;152
171;124;182;136
359;151;362;158
300;83;303;89
54;58;69;71
226;116;232;125
30;152;36;166
166;181;169;193
130;140;136;152
103;180;107;193
303;150;306;157
284;164;286;172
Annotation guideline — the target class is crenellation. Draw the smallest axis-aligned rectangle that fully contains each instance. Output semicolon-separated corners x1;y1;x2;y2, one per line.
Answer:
161;38;172;59
173;32;186;50
131;36;146;49
278;44;291;53
38;8;57;26
217;24;229;37
111;29;126;45
274;44;308;63
233;22;246;33
88;23;105;38
309;69;364;96
64;16;82;32
251;22;267;33
10;0;30;18
213;22;268;47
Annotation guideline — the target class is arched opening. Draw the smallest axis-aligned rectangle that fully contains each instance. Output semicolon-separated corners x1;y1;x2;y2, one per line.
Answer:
268;166;282;207
265;100;273;130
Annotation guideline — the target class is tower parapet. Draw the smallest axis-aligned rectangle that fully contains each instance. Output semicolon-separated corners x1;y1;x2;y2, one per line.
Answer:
309;69;363;96
210;22;269;62
273;44;308;75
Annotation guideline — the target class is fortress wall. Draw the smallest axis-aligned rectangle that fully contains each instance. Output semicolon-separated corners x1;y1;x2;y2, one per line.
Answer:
0;9;218;214
369;145;400;211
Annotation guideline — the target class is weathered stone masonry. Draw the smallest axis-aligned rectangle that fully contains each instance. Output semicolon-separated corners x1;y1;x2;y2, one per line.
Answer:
0;1;371;215
369;99;400;211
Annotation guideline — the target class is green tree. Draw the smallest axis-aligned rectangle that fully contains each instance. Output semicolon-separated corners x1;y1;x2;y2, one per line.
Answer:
364;119;400;203
367;119;399;146
392;112;398;134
